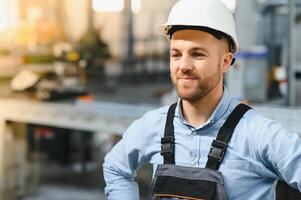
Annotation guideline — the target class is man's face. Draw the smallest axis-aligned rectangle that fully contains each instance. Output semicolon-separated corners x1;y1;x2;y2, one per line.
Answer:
170;29;231;102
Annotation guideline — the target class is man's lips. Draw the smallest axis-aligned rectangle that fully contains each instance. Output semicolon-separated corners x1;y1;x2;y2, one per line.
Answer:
177;77;197;86
178;76;197;80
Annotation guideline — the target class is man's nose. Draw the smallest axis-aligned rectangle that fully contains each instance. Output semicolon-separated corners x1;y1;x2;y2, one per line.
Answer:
178;55;193;72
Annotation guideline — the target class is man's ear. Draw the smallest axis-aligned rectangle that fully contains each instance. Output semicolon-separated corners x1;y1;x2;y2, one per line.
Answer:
222;52;233;73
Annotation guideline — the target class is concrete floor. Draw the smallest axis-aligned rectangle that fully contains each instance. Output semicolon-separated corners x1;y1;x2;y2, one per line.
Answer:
23;185;105;200
20;161;106;200
20;159;151;200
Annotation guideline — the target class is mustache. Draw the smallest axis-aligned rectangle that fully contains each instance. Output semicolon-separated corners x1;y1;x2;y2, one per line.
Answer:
175;72;199;79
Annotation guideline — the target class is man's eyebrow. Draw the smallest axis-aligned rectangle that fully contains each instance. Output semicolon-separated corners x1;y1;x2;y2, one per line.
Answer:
170;47;209;52
170;48;180;52
190;47;208;52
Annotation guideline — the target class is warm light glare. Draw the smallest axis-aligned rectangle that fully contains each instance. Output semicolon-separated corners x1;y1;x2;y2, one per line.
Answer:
92;0;124;12
131;0;141;13
0;0;19;32
27;7;43;23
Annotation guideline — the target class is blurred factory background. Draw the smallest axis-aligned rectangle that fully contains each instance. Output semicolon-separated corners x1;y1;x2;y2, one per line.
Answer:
0;0;300;199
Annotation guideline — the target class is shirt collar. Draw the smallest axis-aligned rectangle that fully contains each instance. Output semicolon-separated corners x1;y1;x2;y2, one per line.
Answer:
175;87;232;129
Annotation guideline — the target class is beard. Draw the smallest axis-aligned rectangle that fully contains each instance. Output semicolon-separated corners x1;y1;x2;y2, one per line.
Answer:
171;69;221;102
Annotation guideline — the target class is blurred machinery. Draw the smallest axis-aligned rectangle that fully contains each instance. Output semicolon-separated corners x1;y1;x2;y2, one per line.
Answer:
227;0;301;105
75;0;110;85
120;0;171;84
260;0;301;105
226;47;269;102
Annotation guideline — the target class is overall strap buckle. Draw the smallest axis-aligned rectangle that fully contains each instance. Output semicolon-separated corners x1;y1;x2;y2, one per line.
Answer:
161;136;174;155
205;103;252;170
161;103;177;164
208;139;227;161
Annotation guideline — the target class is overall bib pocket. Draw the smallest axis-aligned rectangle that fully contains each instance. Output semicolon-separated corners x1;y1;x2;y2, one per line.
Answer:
154;175;216;200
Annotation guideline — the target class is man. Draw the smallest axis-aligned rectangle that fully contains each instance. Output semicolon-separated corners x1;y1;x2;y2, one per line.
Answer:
103;0;301;199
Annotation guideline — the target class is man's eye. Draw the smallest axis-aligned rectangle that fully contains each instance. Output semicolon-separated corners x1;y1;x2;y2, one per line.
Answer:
171;54;181;58
192;53;205;58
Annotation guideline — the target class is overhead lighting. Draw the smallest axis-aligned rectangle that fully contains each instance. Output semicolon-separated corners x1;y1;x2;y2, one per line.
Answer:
92;0;124;12
27;7;43;23
131;0;141;13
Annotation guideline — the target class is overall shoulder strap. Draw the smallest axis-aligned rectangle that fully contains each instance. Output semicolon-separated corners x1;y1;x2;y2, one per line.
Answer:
206;103;252;170
161;102;177;164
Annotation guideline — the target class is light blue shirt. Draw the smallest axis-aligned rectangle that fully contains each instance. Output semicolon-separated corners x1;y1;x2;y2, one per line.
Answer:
103;89;301;200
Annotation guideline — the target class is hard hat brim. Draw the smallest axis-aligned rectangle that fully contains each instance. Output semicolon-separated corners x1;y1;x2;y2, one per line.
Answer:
158;24;239;53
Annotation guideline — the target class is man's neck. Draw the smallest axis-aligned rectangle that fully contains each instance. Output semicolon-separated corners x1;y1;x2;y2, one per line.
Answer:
181;86;223;127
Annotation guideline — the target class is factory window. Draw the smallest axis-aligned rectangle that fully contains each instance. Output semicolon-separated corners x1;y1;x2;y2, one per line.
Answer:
92;0;141;13
131;0;141;13
92;0;124;12
0;0;19;32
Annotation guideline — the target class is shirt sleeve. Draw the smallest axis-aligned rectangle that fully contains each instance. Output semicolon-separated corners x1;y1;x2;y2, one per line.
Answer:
102;117;149;200
252;115;301;191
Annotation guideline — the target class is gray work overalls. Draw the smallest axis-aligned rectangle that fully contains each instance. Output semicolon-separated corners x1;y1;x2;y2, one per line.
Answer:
148;103;251;200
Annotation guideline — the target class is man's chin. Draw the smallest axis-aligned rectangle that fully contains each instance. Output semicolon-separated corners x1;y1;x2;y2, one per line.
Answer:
177;92;204;102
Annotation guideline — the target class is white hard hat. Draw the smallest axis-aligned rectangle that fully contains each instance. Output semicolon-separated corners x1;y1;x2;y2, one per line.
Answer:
159;0;239;53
